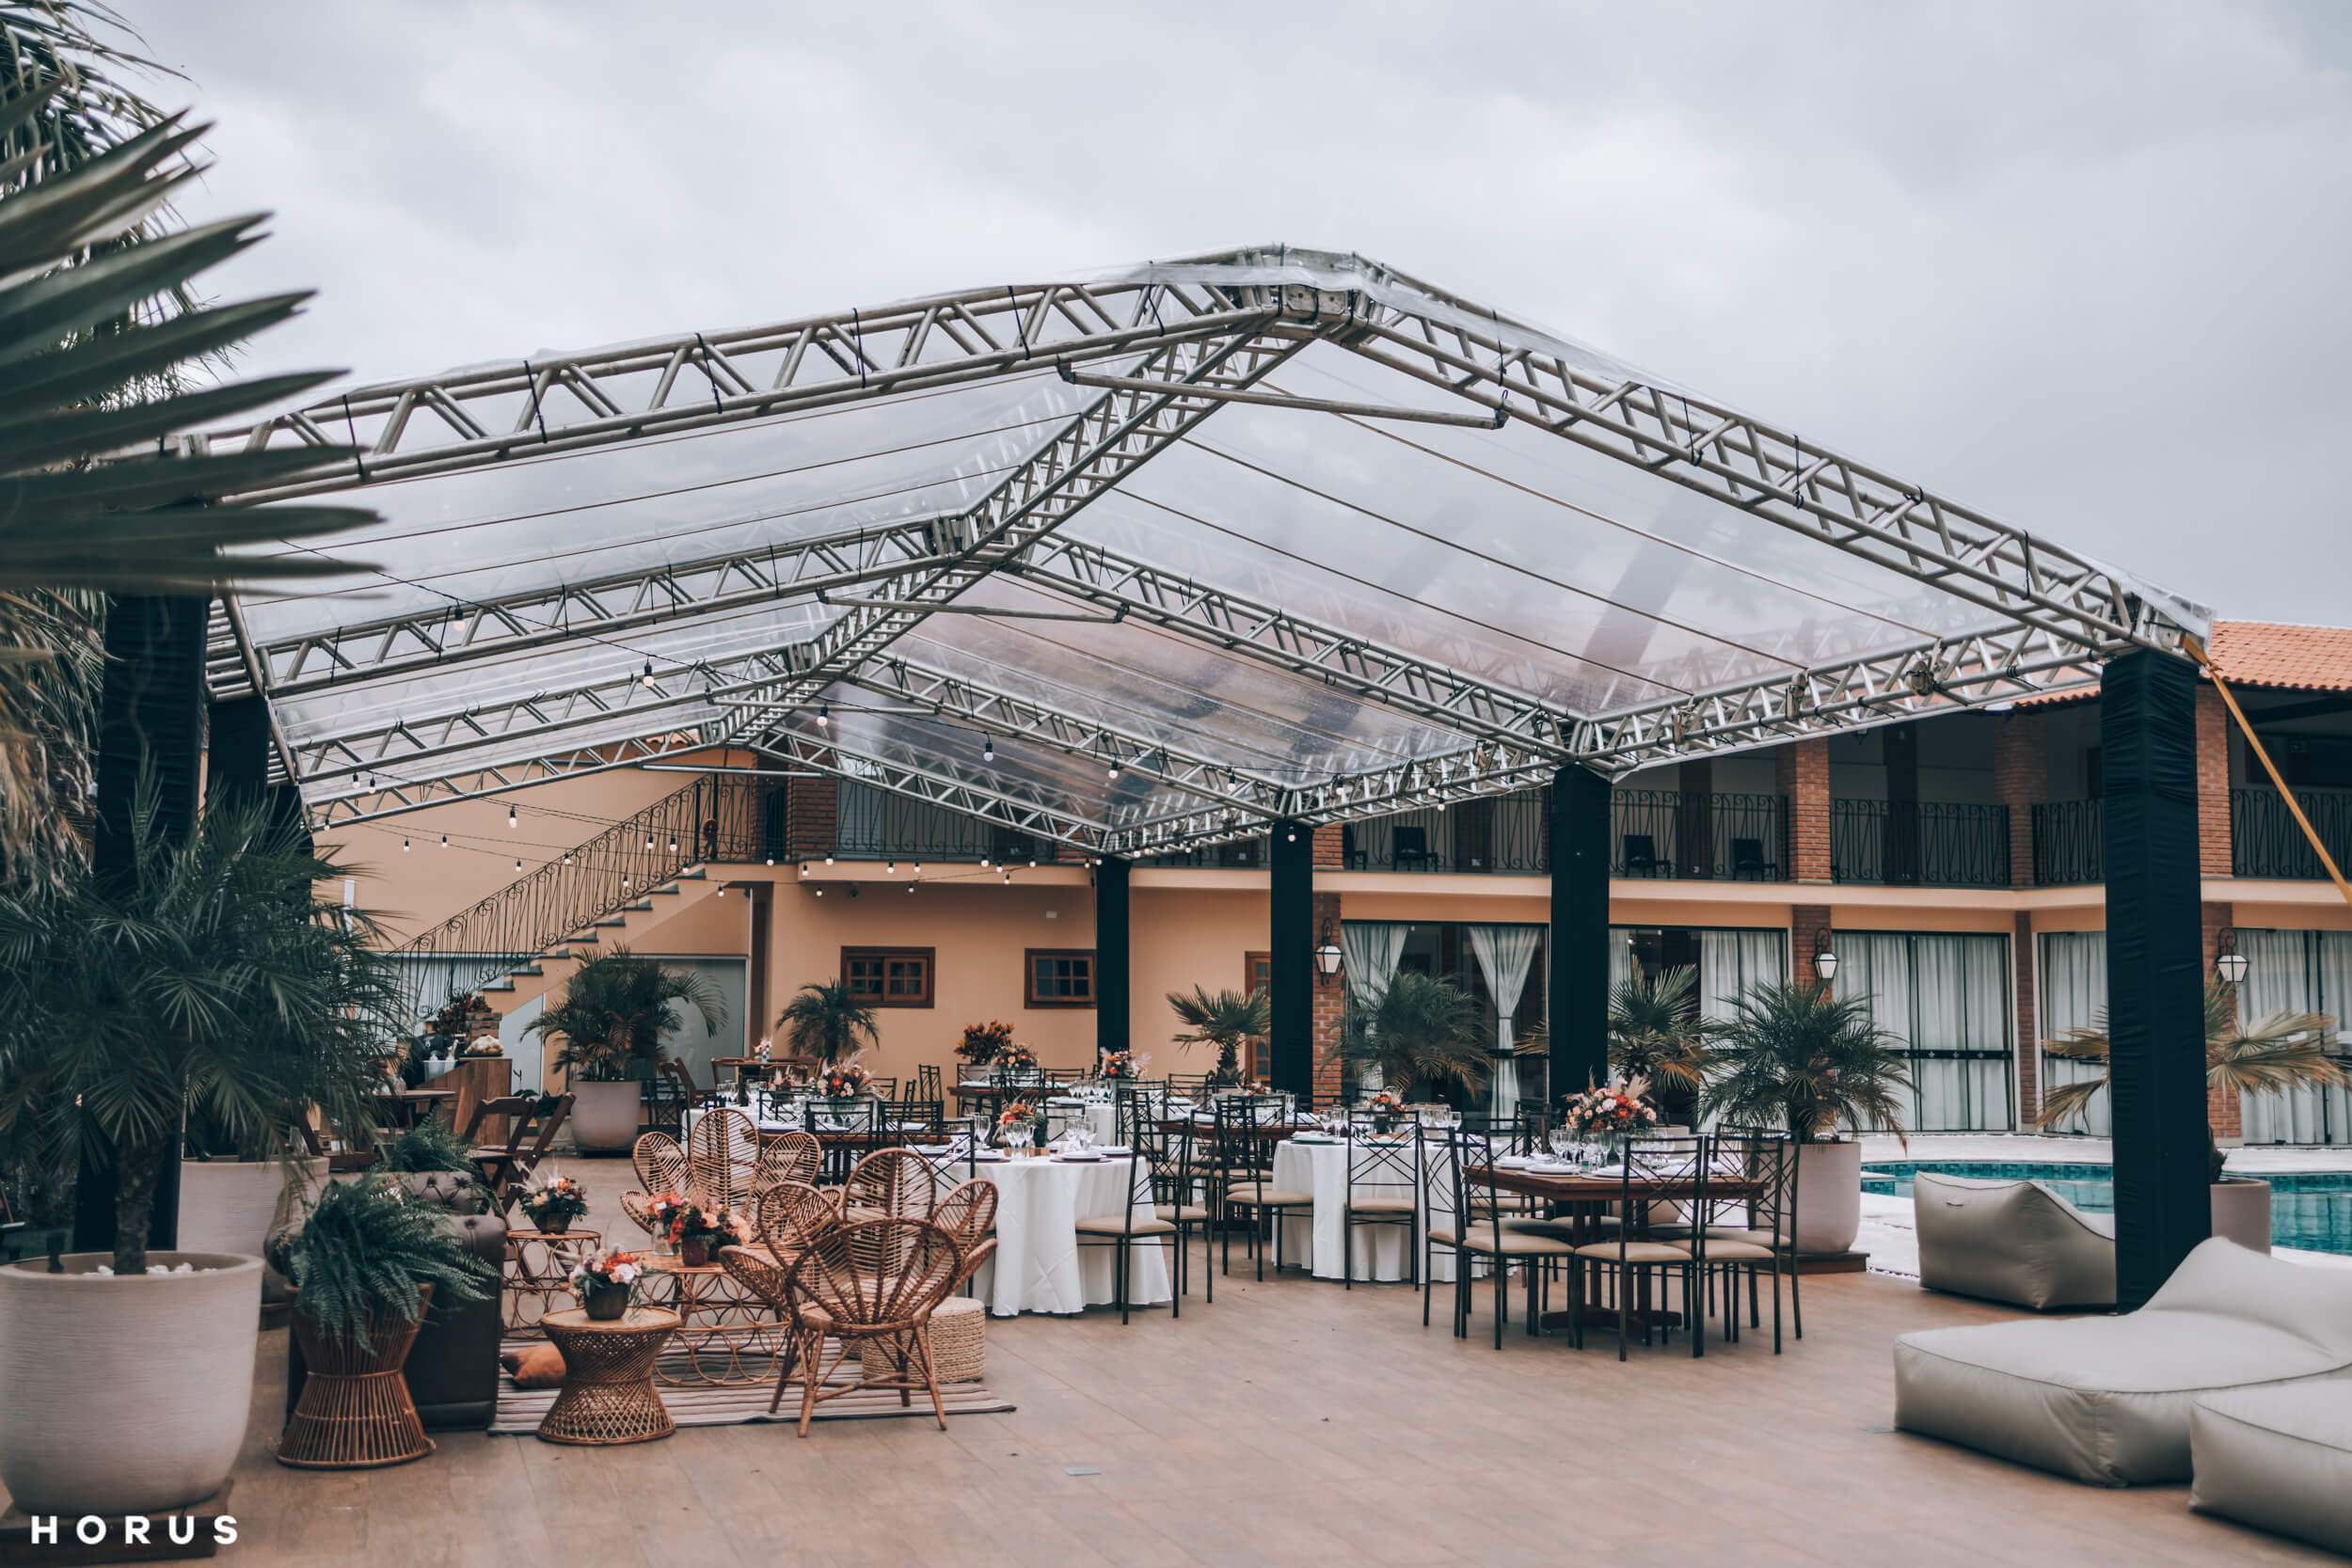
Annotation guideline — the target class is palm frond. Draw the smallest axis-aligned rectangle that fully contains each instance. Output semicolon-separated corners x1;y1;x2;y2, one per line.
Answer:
773;978;877;1067
1701;979;1914;1145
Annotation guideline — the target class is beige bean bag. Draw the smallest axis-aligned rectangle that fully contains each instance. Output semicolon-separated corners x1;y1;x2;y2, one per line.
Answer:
2190;1383;2352;1554
1913;1172;2115;1310
1894;1239;2352;1486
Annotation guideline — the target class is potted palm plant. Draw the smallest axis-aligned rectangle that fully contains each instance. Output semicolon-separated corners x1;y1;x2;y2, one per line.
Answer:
1168;985;1270;1088
2039;981;2342;1251
1605;966;1722;1128
1702;980;1914;1256
775;978;881;1067
270;1173;497;1468
1338;972;1491;1105
529;947;724;1153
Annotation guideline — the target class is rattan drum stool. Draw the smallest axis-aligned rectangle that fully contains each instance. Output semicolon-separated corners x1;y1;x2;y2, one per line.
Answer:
538;1307;679;1446
858;1295;985;1384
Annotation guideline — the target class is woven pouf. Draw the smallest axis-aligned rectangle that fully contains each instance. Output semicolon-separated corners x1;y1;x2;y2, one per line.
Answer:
859;1296;986;1384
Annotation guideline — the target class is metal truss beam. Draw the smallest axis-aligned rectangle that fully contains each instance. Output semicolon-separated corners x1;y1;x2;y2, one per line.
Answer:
208;272;1294;501
720;325;1317;746
763;729;1105;853
233;516;958;702
1004;535;1576;758
1334;309;2200;660
838;658;1292;823
310;730;719;828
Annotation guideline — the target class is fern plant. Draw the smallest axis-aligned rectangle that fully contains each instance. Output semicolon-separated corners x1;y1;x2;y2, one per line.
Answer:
272;1173;495;1352
374;1118;474;1175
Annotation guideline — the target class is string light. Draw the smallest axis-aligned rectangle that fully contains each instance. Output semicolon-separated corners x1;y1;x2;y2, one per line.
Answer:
641;660;656;689
507;804;517;830
815;703;829;729
982;736;994;762
668;835;677;854
440;834;449;848
403;837;410;852
886;860;896;874
824;852;834;865
515;857;522;870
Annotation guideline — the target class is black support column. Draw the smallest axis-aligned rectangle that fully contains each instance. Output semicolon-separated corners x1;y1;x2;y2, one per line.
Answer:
1548;766;1612;1102
2102;648;2210;1309
74;595;211;1256
1268;820;1313;1100
1095;857;1130;1063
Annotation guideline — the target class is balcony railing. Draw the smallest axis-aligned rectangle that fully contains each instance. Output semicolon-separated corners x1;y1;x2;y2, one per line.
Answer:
1341;795;1549;873
2031;798;2102;885
2233;785;2352;879
1608;790;1788;880
1831;799;2010;887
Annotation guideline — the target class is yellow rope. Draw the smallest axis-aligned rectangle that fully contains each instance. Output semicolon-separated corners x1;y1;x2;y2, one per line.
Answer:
2182;636;2352;909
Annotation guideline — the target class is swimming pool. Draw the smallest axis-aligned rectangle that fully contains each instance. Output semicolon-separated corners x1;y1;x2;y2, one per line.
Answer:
1860;1161;2352;1256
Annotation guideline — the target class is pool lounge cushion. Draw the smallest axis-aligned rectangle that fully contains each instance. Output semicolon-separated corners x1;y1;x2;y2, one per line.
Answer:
1913;1171;2116;1310
1893;1238;2352;1486
2189;1382;2352;1554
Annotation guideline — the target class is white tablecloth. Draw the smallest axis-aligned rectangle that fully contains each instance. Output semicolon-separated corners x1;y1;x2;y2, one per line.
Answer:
1272;1138;1464;1283
930;1153;1173;1318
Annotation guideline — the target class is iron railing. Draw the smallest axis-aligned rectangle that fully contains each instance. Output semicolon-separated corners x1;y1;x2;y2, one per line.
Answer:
2233;785;2352;879
1608;790;1788;880
1340;794;1549;873
2031;798;2102;885
1831;799;2010;887
1139;837;1269;868
834;784;1042;865
394;773;779;1024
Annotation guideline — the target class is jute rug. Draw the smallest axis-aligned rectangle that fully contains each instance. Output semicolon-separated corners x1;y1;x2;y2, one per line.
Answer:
489;1336;1016;1433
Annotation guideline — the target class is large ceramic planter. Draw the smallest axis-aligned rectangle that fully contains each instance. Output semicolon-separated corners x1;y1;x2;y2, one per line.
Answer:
177;1156;328;1257
0;1252;262;1515
2212;1178;2273;1253
1793;1138;1864;1256
569;1079;643;1153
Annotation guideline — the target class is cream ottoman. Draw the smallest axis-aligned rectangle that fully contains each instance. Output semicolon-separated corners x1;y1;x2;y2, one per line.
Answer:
2190;1383;2352;1554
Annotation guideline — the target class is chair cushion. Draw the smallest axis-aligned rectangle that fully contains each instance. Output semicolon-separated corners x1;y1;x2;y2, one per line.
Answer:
1572;1241;1692;1263
1894;1239;2352;1485
1704;1226;1789;1248
1699;1238;1776;1262
2191;1383;2352;1554
1223;1185;1313;1207
1429;1223;1576;1257
1153;1203;1209;1223
1074;1215;1180;1236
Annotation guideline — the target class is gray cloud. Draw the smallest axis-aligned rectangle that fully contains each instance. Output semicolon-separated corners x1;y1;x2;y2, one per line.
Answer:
139;0;2352;621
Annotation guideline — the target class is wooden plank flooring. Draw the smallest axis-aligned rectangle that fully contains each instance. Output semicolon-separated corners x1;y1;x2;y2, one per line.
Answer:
18;1154;2339;1566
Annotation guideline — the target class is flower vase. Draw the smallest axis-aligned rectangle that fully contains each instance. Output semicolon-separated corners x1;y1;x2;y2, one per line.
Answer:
680;1238;711;1268
583;1284;628;1322
539;1215;569;1235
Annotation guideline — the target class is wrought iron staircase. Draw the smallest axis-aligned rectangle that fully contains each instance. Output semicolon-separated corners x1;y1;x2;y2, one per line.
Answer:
393;771;782;1023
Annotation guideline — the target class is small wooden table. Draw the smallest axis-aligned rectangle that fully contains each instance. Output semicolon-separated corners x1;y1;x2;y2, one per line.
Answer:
538;1308;679;1446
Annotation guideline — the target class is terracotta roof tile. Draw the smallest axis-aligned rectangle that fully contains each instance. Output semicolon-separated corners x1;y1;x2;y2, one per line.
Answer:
2010;620;2352;709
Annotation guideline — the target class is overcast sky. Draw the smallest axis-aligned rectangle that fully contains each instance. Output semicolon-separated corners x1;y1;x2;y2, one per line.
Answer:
135;1;2352;625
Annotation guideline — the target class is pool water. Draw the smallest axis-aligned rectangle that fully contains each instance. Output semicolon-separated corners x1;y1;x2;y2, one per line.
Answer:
1860;1161;2352;1256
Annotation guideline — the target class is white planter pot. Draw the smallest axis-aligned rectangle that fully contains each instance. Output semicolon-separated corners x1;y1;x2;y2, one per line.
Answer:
0;1252;262;1515
176;1157;327;1257
1793;1138;1864;1255
569;1079;643;1153
2211;1179;2272;1254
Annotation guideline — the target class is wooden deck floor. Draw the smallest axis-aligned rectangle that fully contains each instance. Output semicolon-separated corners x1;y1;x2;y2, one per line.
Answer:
66;1157;2350;1566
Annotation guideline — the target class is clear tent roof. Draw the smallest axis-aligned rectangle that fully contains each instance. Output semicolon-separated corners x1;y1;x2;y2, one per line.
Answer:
212;246;2209;854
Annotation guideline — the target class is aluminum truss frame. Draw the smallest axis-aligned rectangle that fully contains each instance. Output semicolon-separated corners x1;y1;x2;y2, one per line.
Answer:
764;727;1109;853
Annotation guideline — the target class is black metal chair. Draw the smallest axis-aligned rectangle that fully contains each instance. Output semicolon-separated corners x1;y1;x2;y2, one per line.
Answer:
1688;1128;1801;1350
1391;824;1433;871
1073;1148;1180;1324
1568;1134;1710;1360
1421;1123;1577;1346
1622;832;1661;877
1340;1110;1422;1291
1730;836;1779;880
1212;1096;1309;1281
1135;1111;1207;1305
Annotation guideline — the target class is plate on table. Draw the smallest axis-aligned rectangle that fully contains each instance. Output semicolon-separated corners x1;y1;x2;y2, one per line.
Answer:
1055;1151;1104;1163
1494;1154;1535;1169
969;1150;1009;1163
1290;1134;1339;1145
1093;1146;1134;1157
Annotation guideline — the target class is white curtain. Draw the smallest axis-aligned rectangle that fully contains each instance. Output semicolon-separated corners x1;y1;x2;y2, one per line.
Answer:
1835;934;1916;1132
1341;923;1411;1091
2239;929;2352;1145
1608;927;1636;994
1698;929;1786;1022
1910;935;2011;1132
2038;931;2109;1135
1467;925;1541;1118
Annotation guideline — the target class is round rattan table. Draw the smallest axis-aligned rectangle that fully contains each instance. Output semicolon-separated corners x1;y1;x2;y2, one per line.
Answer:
537;1307;679;1446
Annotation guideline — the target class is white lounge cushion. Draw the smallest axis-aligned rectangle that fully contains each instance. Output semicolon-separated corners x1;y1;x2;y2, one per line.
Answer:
2190;1382;2352;1554
1913;1172;2115;1311
1894;1239;2352;1485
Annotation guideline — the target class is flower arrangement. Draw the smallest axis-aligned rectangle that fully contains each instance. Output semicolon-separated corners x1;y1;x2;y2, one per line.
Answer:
644;1190;691;1240
995;1042;1040;1077
520;1173;589;1233
645;1193;748;1265
996;1100;1042;1151
463;1033;503;1057
1364;1088;1408;1131
820;1062;873;1099
956;1020;1016;1065
1100;1050;1140;1081
567;1250;644;1319
1561;1081;1660;1137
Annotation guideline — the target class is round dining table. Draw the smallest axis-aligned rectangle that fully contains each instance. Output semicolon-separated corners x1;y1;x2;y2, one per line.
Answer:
918;1149;1172;1318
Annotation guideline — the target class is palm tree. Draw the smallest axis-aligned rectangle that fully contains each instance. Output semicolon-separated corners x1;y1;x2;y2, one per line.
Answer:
1606;965;1722;1121
2040;981;2344;1180
0;784;401;1274
1168;985;1268;1087
531;947;725;1083
774;979;879;1067
1339;971;1490;1103
1702;979;1914;1143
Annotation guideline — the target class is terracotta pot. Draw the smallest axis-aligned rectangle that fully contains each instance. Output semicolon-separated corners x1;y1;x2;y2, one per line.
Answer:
0;1252;263;1515
2211;1179;2273;1253
569;1079;644;1153
680;1238;711;1268
1793;1138;1864;1255
584;1284;629;1322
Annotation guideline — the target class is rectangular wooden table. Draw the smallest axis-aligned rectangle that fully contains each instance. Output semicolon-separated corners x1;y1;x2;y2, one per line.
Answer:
1468;1163;1763;1335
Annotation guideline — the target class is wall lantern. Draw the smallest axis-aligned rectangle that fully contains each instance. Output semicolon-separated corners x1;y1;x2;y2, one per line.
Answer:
1811;929;1839;984
1314;920;1344;979
2216;927;2249;987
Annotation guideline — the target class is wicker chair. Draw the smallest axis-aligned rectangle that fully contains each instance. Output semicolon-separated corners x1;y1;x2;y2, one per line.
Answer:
752;1130;823;1193
784;1219;964;1434
839;1148;943;1223
931;1178;1000;1295
687;1106;760;1213
752;1180;841;1258
619;1132;692;1239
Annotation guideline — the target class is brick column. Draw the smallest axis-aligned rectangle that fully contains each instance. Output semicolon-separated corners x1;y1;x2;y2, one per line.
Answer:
785;774;837;862
2196;685;2233;879
1777;739;1832;883
1311;823;1344;871
1792;904;1834;986
1994;712;2047;889
1311;891;1345;1103
2203;899;2240;1140
2012;911;2039;1127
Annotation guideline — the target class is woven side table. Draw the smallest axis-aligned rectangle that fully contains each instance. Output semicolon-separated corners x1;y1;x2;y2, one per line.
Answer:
537;1307;679;1446
505;1227;601;1338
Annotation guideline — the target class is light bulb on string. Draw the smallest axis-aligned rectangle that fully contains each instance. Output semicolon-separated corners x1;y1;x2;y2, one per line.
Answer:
815;703;829;729
507;804;517;830
640;660;656;690
983;736;994;763
440;834;449;849
403;837;410;852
